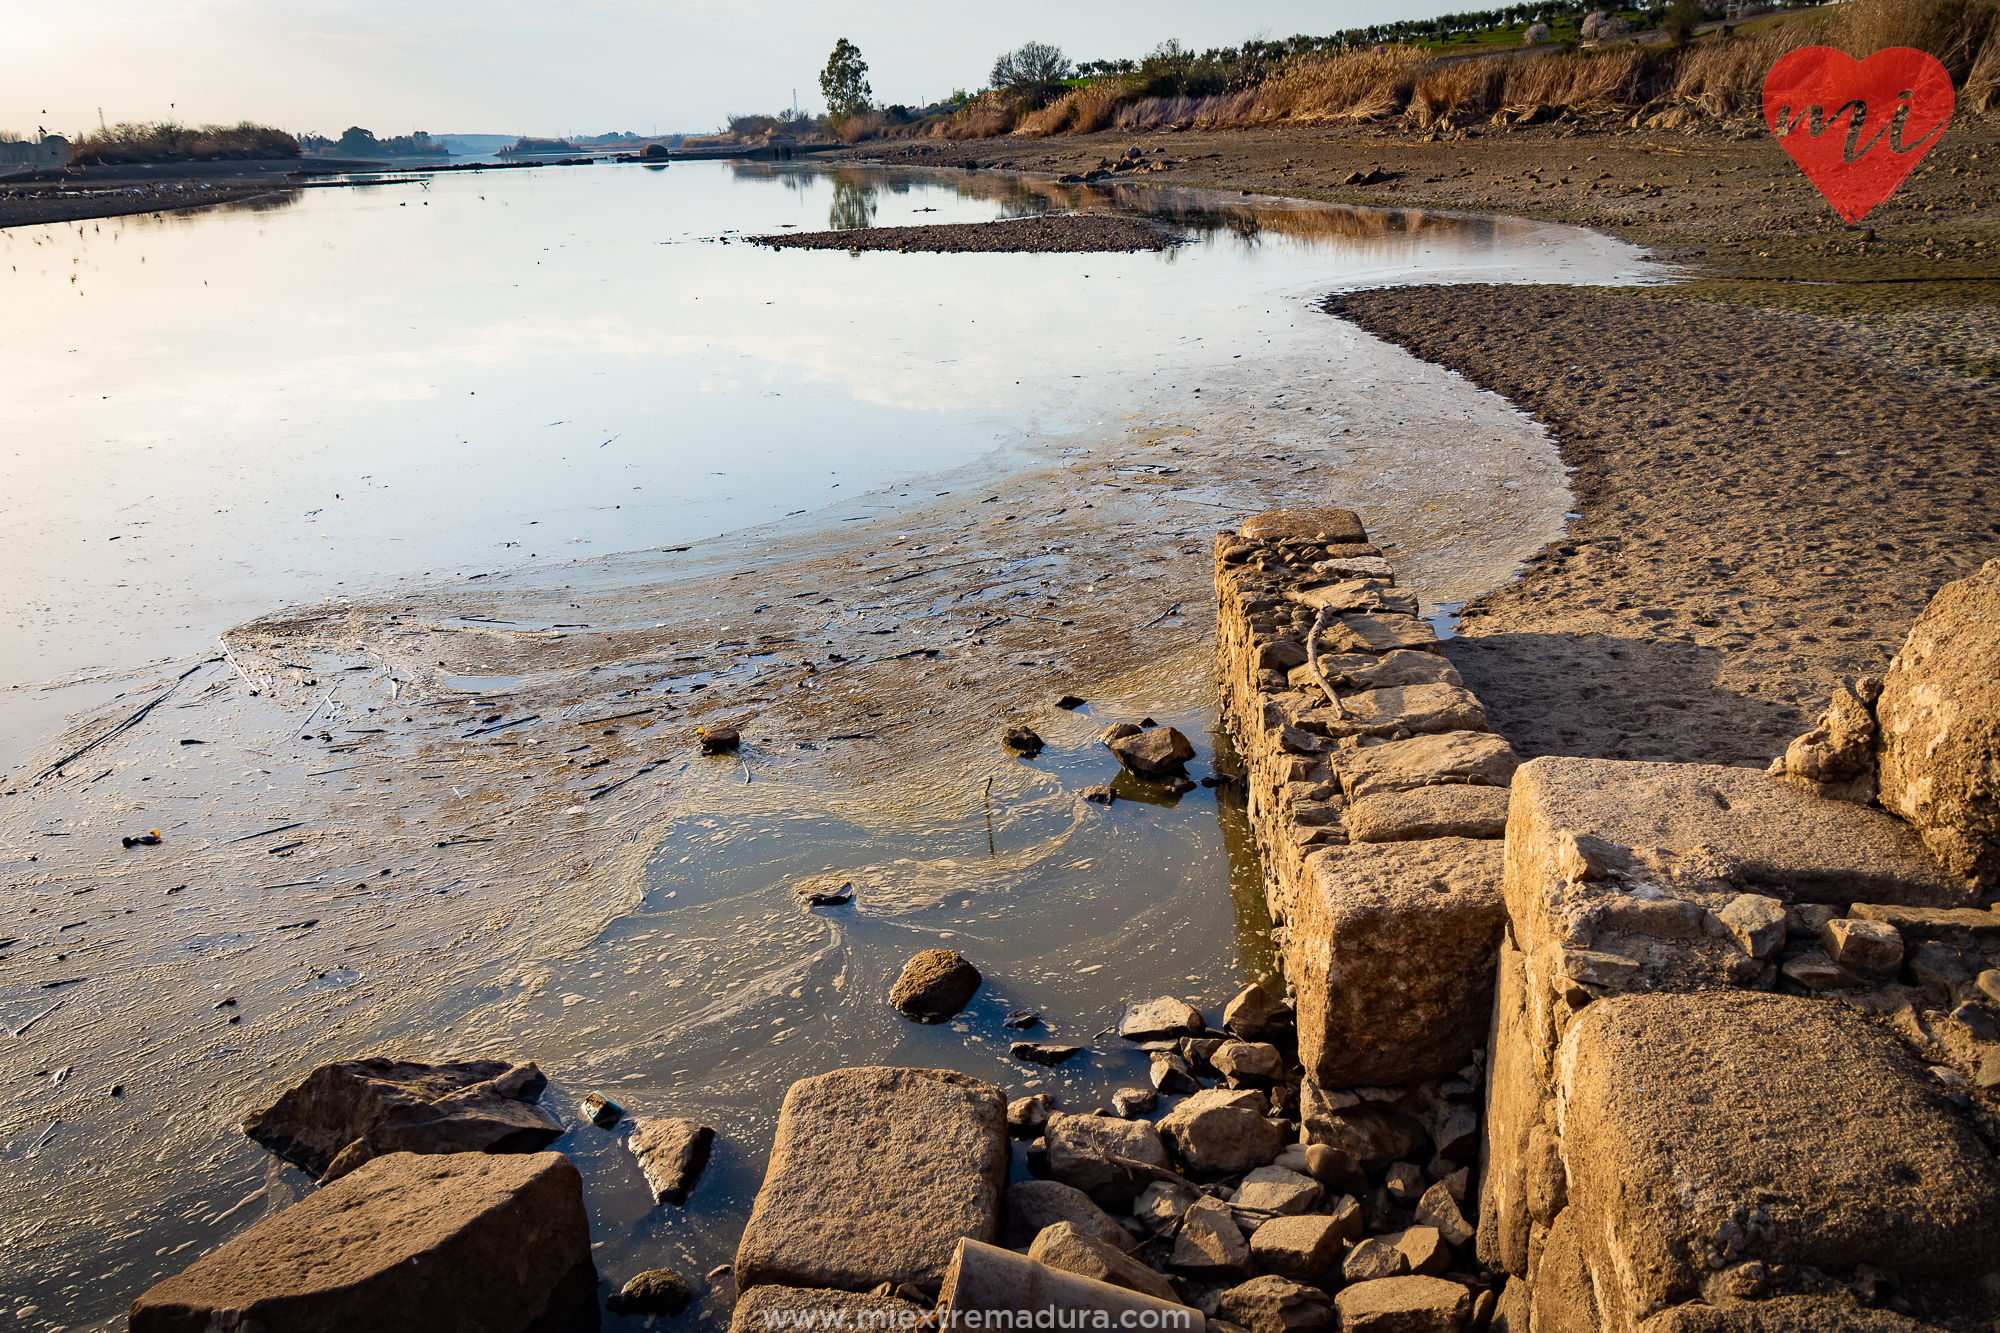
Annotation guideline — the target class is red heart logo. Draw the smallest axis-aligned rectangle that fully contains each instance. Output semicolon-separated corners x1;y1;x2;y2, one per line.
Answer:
1763;46;1954;225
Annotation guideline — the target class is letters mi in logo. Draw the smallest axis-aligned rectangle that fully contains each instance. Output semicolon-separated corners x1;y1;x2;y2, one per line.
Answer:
1762;46;1954;225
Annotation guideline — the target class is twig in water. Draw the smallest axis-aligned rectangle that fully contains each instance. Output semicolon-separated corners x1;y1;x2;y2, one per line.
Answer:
224;822;304;844
1137;603;1183;631
588;760;664;801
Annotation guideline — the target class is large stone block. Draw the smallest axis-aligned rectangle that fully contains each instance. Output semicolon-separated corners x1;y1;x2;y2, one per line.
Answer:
735;1067;1008;1293
1877;558;2000;885
1340;732;1519;801
730;1286;928;1333
1283;839;1508;1088
1555;991;2000;1330
129;1151;595;1333
1347;786;1512;844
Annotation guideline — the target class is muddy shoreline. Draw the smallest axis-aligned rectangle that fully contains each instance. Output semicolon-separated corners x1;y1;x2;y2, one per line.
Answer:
3;116;1997;1321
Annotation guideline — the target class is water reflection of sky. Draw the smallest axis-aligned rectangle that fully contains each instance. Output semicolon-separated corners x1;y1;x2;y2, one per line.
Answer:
0;160;1648;705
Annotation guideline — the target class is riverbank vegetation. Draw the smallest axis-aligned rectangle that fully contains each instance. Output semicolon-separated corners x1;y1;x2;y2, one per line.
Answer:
68;121;300;165
840;0;1995;144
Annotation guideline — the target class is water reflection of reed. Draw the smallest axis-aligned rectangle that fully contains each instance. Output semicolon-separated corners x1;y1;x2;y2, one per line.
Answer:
730;160;1523;254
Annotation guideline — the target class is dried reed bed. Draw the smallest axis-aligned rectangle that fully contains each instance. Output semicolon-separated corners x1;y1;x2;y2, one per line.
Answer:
70;121;300;165
890;0;1998;144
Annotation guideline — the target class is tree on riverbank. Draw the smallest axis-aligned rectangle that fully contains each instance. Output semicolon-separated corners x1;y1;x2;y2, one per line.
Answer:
821;38;873;120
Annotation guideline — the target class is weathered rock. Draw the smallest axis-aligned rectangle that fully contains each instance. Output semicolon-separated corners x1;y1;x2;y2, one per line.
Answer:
1846;902;2000;942
1009;1094;1057;1139
1716;894;1786;959
1781;951;1857;990
1101;722;1143;744
240;1058;563;1180
1636;1295;1946;1332
1212;1041;1287;1085
1013;1042;1084;1066
730;1285;926;1333
1082;785;1116;806
1768;681;1879;803
1262;640;1310;672
1223;984;1295;1041
1002;1180;1139;1253
1233;1165;1322;1216
1157;1098;1287;1175
1385;1225;1450;1277
1288;579;1418;618
1003;726;1045;757
1322;614;1443;658
734;1067;1008;1293
128;1152;595;1333
1302;1104;1429;1170
1876;558;2000;884
607;1268;692;1317
1276;1141;1367;1193
1121;996;1207;1041
1327;685;1490;738
890;950;982;1022
941;1239;1202;1329
1248;1212;1352;1281
1152;1051;1201;1094
1282;839;1508;1088
1333;1275;1470;1333
580;1091;623;1128
1045;1112;1177;1211
1820;917;1905;976
1029;1221;1180;1302
1169;1197;1254;1282
1553;992;2000;1320
1341;1237;1410;1284
1135;1178;1204;1233
1216;1276;1334;1333
1240;509;1369;544
627;1116;715;1206
1006;1008;1042;1030
1339;732;1518;802
1109;727;1197;776
1112;1087;1159;1118
1345;785;1510;844
1414;1180;1474;1248
699;724;740;754
1342;649;1464;692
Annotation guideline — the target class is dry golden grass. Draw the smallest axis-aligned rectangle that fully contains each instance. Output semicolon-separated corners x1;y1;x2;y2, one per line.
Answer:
919;0;1999;141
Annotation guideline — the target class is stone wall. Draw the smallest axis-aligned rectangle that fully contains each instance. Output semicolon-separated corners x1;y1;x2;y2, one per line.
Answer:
1217;512;2000;1328
1214;507;1519;1178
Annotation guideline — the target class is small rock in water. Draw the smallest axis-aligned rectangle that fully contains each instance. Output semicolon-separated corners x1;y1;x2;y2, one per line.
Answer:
1099;722;1143;744
1003;725;1045;757
890;949;982;1022
697;724;740;754
1150;1051;1200;1095
801;881;854;907
606;1268;692;1317
1012;1042;1083;1067
1056;695;1086;710
1008;1094;1057;1138
582;1091;624;1128
1004;1009;1042;1030
1162;775;1197;795
1120;996;1206;1041
1111;1087;1158;1118
628;1117;716;1206
1081;785;1116;806
1223;984;1295;1042
1107;726;1196;776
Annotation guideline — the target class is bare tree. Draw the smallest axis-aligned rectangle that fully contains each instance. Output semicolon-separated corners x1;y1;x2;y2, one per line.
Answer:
989;41;1072;96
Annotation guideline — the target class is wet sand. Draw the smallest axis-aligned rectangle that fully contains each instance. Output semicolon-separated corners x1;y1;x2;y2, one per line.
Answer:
755;212;1182;252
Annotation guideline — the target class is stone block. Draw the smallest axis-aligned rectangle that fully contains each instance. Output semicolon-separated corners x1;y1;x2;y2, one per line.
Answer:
1325;614;1443;657
1333;1276;1470;1333
735;1067;1008;1293
1121;997;1208;1040
1283;839;1508;1088
1347;786;1511;844
1555;991;2000;1323
1287;579;1419;616
1169;1197;1254;1282
1876;558;2000;884
1820;917;1904;976
1715;894;1786;959
1046;1112;1178;1210
1156;1100;1285;1176
1341;732;1518;802
1240;509;1368;544
1233;1165;1322;1215
1249;1213;1351;1282
1846;902;2000;944
627;1117;715;1206
1315;685;1490;739
1028;1221;1180;1302
129;1152;594;1333
1215;1276;1335;1333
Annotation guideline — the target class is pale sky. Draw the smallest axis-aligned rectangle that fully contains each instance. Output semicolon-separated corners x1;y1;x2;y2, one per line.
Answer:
16;0;1456;141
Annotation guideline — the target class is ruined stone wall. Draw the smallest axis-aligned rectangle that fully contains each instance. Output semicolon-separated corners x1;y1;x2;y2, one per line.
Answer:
1218;512;2000;1328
